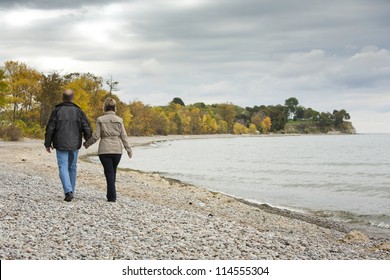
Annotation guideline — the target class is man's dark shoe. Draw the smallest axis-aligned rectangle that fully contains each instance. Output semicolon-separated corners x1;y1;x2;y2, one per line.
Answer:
64;192;74;202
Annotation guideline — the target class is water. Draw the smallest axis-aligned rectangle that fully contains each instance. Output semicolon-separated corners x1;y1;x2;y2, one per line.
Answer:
94;134;390;232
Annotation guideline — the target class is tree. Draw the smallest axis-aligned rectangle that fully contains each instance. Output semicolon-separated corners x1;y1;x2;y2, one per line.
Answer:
218;120;228;134
318;112;333;131
2;61;42;123
202;114;218;134
285;97;299;120
235;110;251;127
0;69;8;109
64;79;92;118
128;101;153;136
38;72;64;125
171;97;185;107
261;116;272;134
233;122;248;135
0;60;357;138
303;107;319;121
251;112;265;131
173;112;183;134
150;107;169;135
189;108;202;134
218;103;237;133
193;102;206;109
333;109;350;128
263;105;287;131
295;106;305;120
63;72;106;122
106;74;119;96
248;123;257;134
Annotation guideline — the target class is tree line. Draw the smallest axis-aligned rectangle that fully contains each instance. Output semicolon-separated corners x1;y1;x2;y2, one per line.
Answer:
0;61;352;140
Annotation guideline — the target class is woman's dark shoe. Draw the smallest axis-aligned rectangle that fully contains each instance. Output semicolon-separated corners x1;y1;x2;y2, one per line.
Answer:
64;192;74;202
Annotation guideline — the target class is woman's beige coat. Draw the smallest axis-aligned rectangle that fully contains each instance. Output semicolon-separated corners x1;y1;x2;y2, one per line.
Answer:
84;111;132;155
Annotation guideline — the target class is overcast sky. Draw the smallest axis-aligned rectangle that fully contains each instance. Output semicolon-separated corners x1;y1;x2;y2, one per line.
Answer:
1;0;389;132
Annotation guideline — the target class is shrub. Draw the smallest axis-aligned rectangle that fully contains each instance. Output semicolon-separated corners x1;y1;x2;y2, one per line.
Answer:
12;120;45;139
25;123;45;138
2;125;23;141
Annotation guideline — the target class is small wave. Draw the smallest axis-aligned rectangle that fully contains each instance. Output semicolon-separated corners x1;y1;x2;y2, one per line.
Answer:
309;209;390;230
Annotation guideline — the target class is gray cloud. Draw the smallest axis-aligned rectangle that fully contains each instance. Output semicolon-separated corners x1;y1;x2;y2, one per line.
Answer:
0;0;389;132
0;0;128;9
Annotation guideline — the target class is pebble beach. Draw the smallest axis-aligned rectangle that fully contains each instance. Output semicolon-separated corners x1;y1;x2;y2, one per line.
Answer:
0;136;389;260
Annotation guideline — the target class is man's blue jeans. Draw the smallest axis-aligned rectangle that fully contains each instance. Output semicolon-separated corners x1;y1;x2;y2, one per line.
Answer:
56;150;79;195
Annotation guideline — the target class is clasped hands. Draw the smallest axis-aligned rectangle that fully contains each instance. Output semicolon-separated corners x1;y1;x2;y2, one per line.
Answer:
82;142;132;159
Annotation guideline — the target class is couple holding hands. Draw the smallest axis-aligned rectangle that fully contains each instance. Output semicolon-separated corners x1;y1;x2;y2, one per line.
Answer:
44;89;132;202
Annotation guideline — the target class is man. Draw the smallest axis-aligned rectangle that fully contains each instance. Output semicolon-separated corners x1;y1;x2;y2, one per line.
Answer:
44;89;92;201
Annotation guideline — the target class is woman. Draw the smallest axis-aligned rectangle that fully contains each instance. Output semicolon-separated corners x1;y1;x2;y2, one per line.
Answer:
84;98;132;202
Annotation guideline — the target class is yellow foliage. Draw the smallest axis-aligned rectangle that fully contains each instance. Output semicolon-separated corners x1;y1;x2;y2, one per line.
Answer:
248;123;257;134
122;108;132;132
233;122;248;135
261;116;272;134
65;79;92;118
0;61;284;138
3;61;42;122
202;114;218;134
218;120;228;134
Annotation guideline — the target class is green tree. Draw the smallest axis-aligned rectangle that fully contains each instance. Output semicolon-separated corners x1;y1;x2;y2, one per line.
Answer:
285;97;299;120
303;107;319;121
295;106;305;120
333;109;350;128
193;102;206;109
171;97;185;107
318;112;333;131
218;103;237;133
264;105;287;131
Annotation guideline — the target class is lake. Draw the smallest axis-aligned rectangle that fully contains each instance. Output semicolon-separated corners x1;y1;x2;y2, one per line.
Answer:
99;134;390;232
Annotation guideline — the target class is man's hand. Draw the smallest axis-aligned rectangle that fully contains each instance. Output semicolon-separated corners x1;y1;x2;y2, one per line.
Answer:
45;146;52;153
127;150;132;158
83;142;88;149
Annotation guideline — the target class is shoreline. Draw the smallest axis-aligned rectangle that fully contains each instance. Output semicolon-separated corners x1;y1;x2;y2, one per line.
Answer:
1;136;389;259
81;134;389;240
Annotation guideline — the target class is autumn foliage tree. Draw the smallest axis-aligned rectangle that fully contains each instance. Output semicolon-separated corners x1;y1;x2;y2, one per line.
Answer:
0;61;353;140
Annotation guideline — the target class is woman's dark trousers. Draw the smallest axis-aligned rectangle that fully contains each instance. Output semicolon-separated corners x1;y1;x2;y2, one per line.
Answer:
99;154;122;201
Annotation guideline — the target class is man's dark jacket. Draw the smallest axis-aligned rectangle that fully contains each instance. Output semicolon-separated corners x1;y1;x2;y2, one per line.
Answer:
44;102;92;150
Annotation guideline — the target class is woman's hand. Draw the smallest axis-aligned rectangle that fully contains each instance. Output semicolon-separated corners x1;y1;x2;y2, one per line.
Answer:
127;150;132;158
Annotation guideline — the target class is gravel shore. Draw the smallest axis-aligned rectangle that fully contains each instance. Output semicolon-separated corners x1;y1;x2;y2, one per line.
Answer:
0;137;389;259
